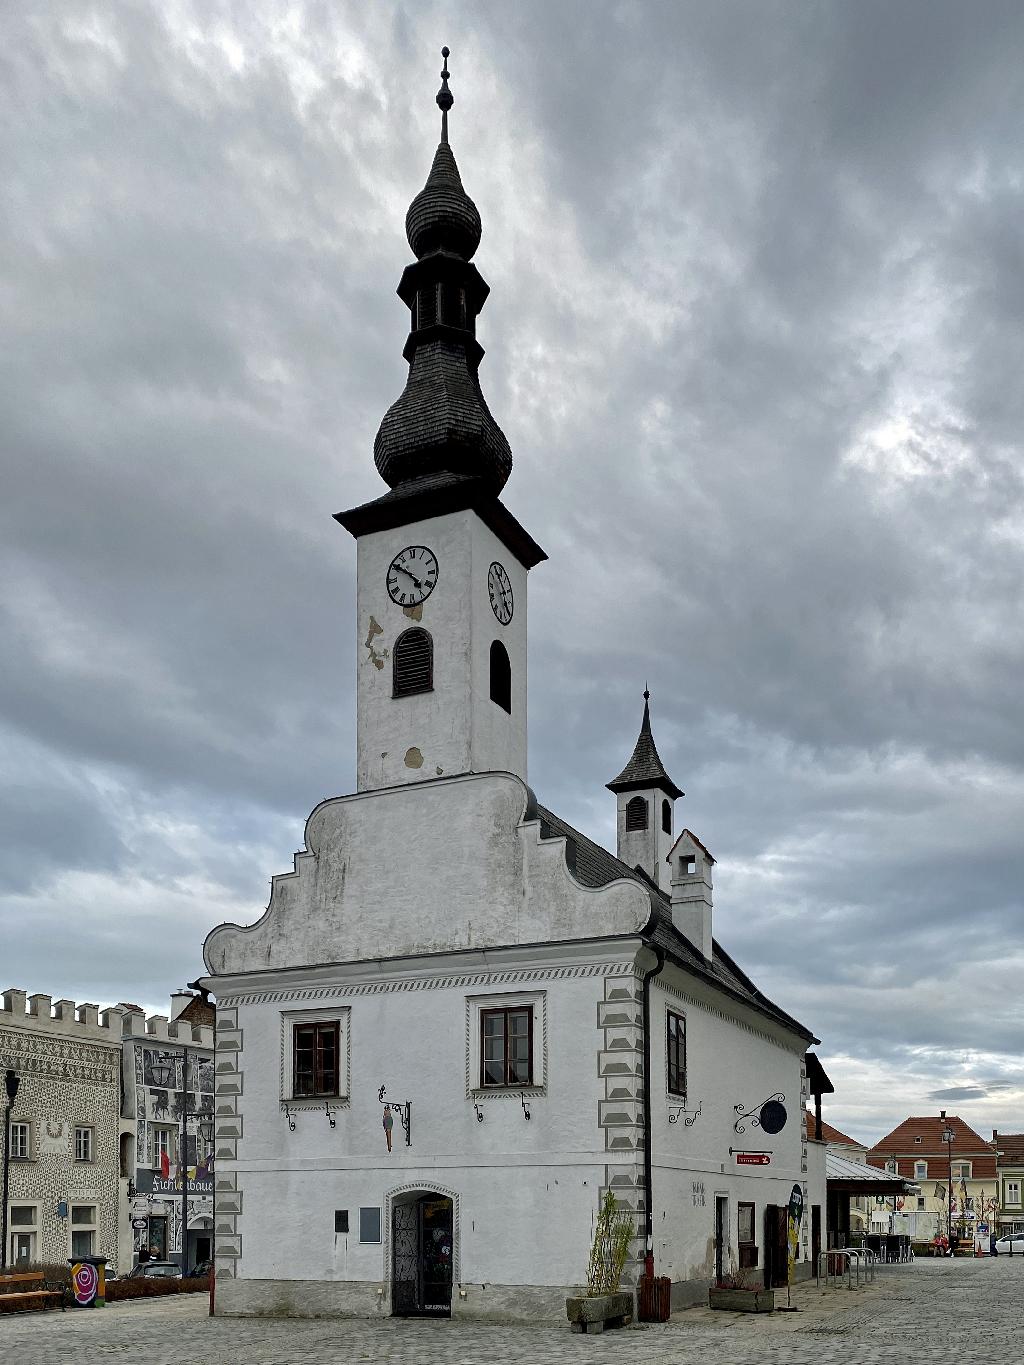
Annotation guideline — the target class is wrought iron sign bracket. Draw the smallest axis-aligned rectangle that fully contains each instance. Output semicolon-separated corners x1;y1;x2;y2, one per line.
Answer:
473;1102;484;1123
282;1103;296;1132
669;1098;702;1127
521;1092;531;1120
734;1093;786;1135
379;1085;412;1146
324;1100;336;1129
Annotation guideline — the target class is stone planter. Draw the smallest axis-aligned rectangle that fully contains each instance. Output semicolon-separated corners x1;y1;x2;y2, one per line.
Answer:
708;1286;775;1313
565;1291;633;1334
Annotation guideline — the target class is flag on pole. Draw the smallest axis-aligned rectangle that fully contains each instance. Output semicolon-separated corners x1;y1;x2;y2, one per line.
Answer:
160;1149;170;1180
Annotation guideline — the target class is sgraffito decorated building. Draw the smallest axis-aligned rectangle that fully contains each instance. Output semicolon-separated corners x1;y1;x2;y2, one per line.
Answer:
200;51;825;1321
1;989;123;1269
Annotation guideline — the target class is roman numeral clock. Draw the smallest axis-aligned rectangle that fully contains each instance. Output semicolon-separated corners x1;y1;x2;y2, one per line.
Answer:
386;545;439;606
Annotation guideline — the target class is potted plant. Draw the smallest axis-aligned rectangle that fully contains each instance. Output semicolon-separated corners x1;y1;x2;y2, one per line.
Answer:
566;1190;635;1334
708;1263;775;1313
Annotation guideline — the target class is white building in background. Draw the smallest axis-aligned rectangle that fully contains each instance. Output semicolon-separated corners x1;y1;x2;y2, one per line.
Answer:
200;54;825;1321
120;994;215;1272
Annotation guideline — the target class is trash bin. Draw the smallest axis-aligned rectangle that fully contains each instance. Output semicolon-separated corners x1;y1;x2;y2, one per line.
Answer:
637;1274;671;1322
68;1256;108;1307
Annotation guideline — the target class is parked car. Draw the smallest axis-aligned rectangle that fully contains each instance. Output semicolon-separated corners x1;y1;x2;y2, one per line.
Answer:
187;1259;213;1279
994;1233;1024;1254
128;1260;181;1278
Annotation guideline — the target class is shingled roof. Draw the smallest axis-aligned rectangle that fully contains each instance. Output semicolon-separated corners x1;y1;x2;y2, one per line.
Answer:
606;691;683;801
532;799;814;1043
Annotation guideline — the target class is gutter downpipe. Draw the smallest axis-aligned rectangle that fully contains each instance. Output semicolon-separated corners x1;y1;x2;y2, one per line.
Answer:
641;941;666;1279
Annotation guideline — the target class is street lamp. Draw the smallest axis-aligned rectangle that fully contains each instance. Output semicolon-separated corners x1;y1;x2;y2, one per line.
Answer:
1;1069;21;1271
941;1109;955;1251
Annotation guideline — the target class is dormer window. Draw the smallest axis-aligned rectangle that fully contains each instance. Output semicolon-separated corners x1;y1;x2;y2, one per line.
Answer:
393;628;433;697
625;795;648;832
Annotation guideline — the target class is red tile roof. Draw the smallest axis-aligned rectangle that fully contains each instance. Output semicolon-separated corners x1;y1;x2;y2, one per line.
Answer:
867;1115;997;1179
994;1133;1024;1166
804;1109;863;1147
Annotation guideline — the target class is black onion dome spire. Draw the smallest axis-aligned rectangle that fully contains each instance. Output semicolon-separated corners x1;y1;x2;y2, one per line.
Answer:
606;689;684;801
374;47;512;494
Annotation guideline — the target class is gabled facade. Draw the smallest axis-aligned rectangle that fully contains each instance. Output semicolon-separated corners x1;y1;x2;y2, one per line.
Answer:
868;1114;998;1241
993;1130;1024;1235
199;49;823;1321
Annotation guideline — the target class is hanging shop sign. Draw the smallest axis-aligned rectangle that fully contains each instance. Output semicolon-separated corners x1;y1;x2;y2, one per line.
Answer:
735;1151;772;1166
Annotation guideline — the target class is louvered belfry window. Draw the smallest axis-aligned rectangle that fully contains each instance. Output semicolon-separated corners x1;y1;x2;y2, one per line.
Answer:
625;795;649;831
393;627;433;697
489;639;511;713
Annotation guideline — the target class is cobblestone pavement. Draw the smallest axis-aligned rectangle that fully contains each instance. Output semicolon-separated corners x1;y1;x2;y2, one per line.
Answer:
0;1258;1019;1364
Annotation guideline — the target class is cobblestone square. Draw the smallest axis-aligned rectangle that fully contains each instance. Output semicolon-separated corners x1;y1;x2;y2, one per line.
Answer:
0;1258;1017;1364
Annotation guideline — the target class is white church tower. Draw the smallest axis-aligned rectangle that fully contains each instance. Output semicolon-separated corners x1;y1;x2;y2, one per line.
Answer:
336;53;545;792
606;689;682;893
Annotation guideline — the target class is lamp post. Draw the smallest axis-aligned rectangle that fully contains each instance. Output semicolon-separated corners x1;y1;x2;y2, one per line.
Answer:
1;1069;20;1271
941;1110;955;1251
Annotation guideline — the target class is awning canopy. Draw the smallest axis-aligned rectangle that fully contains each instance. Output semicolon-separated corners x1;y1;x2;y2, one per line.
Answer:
826;1149;917;1196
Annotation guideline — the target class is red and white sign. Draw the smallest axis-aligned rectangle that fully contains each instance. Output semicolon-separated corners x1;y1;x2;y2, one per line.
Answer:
735;1152;771;1166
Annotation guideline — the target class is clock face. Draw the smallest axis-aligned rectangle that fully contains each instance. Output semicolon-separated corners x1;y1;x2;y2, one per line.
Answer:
386;545;439;606
488;561;513;624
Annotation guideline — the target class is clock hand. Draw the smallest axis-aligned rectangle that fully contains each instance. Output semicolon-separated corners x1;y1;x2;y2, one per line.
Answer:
395;564;424;591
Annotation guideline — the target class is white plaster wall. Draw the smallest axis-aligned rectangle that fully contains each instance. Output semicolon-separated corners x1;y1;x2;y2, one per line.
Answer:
203;773;650;974
224;955;633;1291
647;972;810;1284
354;510;528;792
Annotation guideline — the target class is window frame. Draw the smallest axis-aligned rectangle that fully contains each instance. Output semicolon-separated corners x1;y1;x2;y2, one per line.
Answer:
69;1204;97;1260
74;1125;94;1163
952;1162;973;1181
292;1020;341;1099
466;991;546;1100
358;1207;382;1244
666;1008;687;1098
280;1006;351;1107
1005;1180;1021;1206
9;1121;31;1161
625;795;648;832
914;1160;927;1180
479;1005;534;1089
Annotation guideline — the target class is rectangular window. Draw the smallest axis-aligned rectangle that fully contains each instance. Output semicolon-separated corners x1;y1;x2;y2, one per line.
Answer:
70;1205;97;1260
952;1163;972;1180
914;1161;927;1180
75;1126;94;1162
152;1126;175;1167
667;1010;686;1097
738;1202;755;1245
1006;1181;1021;1205
10;1206;37;1227
293;1021;341;1097
359;1207;381;1244
10;1122;30;1160
917;1197;926;1210
335;1210;349;1234
480;1007;533;1087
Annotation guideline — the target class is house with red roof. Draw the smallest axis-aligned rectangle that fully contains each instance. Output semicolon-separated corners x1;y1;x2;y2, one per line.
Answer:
868;1114;998;1244
993;1130;1024;1236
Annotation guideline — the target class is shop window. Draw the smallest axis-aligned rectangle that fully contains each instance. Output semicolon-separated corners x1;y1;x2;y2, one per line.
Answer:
70;1205;97;1259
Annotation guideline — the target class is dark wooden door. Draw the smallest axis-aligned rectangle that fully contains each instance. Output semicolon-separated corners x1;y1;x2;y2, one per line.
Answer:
763;1205;788;1288
811;1205;822;1269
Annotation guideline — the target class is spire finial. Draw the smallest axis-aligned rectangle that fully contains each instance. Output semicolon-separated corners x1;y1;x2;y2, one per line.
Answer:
644;683;650;703
437;45;453;144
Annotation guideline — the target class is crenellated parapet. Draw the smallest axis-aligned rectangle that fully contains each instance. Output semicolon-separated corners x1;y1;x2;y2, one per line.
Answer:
1;988;125;1039
119;1008;215;1051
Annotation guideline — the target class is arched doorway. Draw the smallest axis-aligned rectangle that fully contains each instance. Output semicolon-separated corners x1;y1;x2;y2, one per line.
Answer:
391;1191;454;1317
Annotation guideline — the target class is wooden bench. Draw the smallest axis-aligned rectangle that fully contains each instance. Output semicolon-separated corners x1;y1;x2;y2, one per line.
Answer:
0;1271;65;1311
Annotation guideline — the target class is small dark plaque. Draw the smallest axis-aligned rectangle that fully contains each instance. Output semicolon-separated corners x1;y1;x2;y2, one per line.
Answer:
759;1100;787;1134
335;1210;349;1234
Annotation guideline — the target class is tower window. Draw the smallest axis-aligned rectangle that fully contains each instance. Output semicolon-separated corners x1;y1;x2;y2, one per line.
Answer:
489;639;511;713
625;795;648;832
393;627;433;697
661;799;672;834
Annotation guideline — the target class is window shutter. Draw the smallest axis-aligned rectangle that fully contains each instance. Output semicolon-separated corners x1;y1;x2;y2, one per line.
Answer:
625;795;648;831
393;628;433;697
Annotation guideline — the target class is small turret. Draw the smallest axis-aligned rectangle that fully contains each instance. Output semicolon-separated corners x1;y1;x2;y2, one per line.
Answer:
606;689;682;891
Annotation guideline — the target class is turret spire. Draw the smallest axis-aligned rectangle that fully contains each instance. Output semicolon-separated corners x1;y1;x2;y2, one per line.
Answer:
372;45;512;494
607;689;683;801
437;46;453;144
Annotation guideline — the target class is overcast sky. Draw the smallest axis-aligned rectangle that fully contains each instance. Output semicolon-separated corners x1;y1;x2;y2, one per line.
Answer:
3;1;1022;1147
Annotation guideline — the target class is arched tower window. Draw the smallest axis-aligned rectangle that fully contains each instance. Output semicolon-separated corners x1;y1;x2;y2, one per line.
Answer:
662;799;672;834
489;639;511;713
393;627;433;697
625;795;648;832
